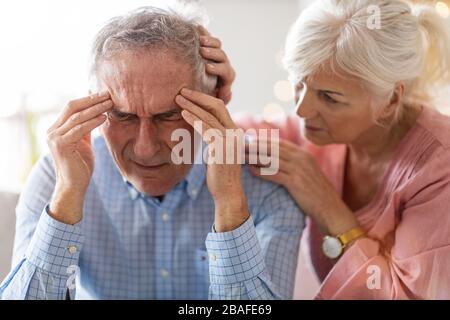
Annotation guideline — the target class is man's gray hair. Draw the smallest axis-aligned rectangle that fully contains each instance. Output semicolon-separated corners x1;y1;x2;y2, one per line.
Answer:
90;6;217;93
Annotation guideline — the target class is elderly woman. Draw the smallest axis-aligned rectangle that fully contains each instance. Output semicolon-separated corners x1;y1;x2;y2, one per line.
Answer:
207;0;450;299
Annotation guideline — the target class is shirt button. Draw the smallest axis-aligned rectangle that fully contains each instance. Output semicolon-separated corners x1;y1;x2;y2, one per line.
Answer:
160;269;169;277
209;253;216;262
68;245;78;254
191;189;197;196
161;212;169;221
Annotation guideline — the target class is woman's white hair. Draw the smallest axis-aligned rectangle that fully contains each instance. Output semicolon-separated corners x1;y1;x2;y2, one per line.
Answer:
283;0;450;120
90;4;217;93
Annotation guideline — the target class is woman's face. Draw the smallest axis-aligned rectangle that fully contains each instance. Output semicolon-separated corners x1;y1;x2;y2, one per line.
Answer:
294;68;382;146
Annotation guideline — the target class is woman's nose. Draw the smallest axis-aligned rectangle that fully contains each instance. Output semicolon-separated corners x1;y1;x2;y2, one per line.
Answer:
296;88;318;119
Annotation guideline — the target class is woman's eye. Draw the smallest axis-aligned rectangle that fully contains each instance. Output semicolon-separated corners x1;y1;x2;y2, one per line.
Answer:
322;93;338;104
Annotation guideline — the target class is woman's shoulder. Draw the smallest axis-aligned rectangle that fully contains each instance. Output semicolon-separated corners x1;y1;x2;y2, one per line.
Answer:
396;107;450;170
397;108;450;201
416;107;450;150
406;107;450;179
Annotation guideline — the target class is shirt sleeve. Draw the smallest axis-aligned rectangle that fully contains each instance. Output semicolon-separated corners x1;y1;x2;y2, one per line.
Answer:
0;207;83;300
205;185;304;300
0;154;83;300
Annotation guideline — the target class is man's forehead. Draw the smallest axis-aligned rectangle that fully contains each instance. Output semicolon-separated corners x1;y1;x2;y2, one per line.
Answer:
99;50;194;87
108;86;186;116
98;50;195;114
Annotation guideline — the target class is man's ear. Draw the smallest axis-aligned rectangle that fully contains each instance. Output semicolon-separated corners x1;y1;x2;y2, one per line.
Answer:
379;82;405;120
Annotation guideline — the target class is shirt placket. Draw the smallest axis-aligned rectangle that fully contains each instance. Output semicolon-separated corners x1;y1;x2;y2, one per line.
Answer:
153;184;185;299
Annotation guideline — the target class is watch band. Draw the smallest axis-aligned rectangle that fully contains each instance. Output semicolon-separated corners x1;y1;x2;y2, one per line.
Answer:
337;226;366;248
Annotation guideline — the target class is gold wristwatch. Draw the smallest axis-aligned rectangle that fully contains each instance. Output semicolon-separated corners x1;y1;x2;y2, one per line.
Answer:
322;226;366;259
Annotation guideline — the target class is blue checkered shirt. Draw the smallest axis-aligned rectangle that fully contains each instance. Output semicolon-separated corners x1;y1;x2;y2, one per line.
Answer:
0;136;304;299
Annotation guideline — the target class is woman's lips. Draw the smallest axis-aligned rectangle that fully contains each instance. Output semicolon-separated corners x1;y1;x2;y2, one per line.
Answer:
305;125;323;132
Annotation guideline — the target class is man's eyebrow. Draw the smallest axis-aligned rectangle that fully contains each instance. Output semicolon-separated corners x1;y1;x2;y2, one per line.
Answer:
111;106;181;117
153;107;181;117
110;108;136;116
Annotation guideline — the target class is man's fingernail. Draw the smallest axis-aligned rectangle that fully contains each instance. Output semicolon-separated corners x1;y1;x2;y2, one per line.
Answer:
181;88;191;95
207;64;215;69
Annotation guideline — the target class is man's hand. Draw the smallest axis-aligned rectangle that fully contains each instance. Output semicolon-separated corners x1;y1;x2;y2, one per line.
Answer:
47;91;113;225
176;88;249;232
198;26;235;105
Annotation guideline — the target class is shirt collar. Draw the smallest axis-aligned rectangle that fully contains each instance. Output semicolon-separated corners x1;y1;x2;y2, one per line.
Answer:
123;179;140;201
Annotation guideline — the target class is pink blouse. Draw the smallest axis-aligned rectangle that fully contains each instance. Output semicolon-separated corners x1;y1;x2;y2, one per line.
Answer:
235;107;450;299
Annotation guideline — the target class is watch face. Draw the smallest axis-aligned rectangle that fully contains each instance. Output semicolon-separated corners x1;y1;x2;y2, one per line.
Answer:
322;236;343;259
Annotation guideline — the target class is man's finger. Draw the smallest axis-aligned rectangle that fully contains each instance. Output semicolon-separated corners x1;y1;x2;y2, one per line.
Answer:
199;35;221;48
217;85;233;105
205;63;235;83
181;110;225;146
56;99;113;136
181;110;213;133
62;114;107;144
200;47;228;63
175;94;225;131
198;25;211;37
49;91;110;131
178;88;234;128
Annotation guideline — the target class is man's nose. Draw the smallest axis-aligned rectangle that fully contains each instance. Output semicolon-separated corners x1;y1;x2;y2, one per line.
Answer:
133;120;161;159
296;88;318;119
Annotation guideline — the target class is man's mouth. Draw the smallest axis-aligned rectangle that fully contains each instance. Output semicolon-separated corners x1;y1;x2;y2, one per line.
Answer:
131;160;168;170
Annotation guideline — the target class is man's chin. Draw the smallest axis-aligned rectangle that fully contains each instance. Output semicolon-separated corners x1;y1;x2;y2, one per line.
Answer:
129;177;179;198
123;164;192;197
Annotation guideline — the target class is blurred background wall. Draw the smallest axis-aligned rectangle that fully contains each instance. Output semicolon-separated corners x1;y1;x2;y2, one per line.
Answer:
0;0;449;299
0;0;306;192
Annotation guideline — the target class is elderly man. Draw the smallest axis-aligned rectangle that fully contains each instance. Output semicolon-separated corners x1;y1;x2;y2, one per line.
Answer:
0;7;303;300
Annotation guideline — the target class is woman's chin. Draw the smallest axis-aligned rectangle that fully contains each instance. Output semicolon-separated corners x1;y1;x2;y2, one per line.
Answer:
303;131;331;146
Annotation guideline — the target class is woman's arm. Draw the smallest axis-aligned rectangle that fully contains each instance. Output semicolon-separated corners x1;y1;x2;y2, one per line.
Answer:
242;120;450;299
317;150;450;299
